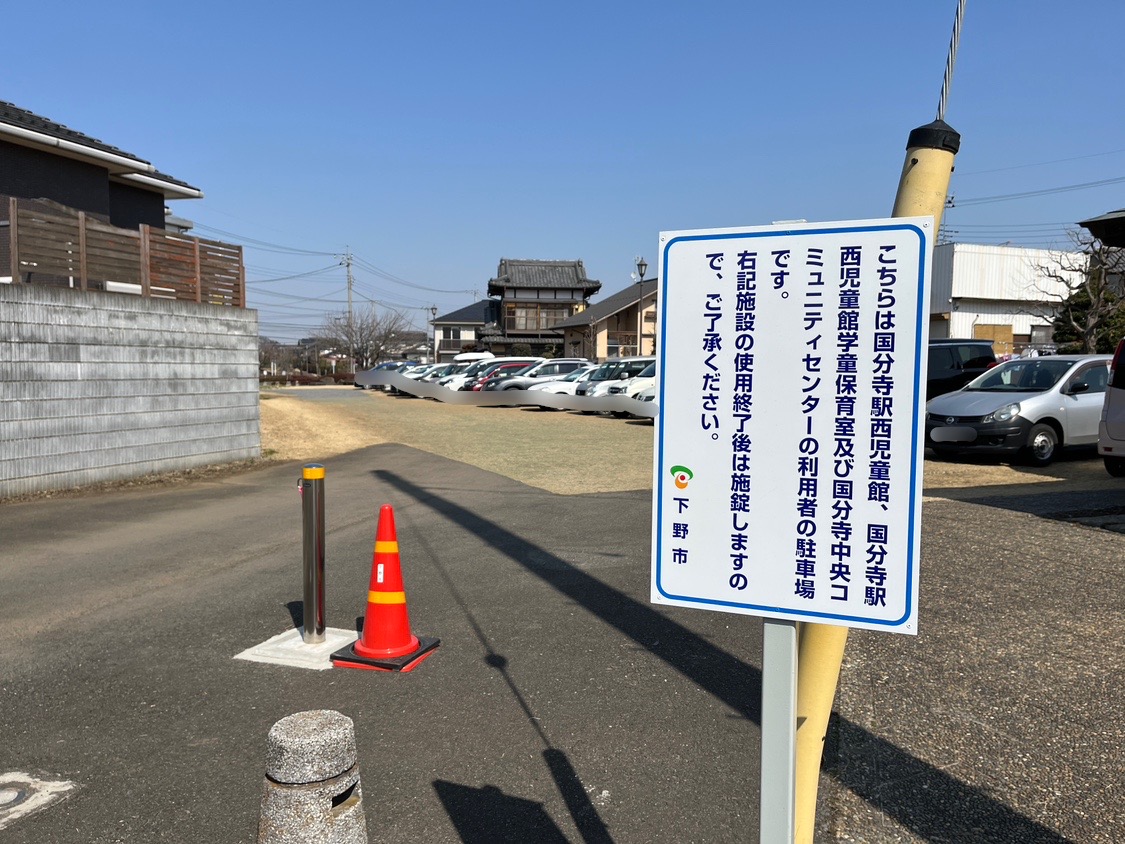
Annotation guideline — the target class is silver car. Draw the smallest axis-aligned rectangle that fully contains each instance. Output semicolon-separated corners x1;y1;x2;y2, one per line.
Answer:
925;354;1111;466
482;358;590;391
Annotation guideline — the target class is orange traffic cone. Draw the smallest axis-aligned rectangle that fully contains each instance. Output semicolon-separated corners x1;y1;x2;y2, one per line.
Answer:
331;504;439;672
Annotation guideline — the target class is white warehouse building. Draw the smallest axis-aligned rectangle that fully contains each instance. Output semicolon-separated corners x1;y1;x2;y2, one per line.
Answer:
929;242;1082;356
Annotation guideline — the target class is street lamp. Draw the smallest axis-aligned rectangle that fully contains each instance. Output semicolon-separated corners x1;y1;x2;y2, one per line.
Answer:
635;256;648;355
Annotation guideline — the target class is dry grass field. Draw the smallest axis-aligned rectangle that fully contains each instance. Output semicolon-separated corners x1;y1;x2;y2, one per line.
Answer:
8;384;1100;503
259;386;657;494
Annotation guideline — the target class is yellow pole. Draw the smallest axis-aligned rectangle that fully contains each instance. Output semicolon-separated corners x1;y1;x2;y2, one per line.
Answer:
793;621;849;842
891;119;960;233
792;118;960;844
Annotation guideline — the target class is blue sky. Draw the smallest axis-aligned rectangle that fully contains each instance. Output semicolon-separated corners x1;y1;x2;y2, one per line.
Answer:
7;1;1125;341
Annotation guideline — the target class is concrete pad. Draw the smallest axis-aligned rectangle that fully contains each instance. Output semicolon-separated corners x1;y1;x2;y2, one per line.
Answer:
234;627;356;671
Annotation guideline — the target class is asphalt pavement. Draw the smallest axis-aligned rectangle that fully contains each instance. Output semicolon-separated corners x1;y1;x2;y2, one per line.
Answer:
3;402;1125;842
1;443;762;843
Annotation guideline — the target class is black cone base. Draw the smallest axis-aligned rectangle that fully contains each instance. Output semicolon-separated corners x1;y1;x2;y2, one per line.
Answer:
330;636;440;672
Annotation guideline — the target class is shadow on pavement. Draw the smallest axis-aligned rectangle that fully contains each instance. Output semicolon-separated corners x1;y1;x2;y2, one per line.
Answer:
419;512;615;844
435;749;612;844
434;780;569;843
285;600;303;628
378;469;1071;844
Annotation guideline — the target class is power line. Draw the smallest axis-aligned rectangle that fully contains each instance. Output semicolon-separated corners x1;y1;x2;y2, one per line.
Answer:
251;287;350;303
955;147;1125;177
246;265;341;285
951;221;1072;230
192;223;337;256
351;253;478;295
194;220;478;299
950;175;1125;207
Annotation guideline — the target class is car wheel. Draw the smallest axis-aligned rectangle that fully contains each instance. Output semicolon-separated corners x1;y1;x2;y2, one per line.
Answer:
1023;423;1059;467
1105;456;1125;477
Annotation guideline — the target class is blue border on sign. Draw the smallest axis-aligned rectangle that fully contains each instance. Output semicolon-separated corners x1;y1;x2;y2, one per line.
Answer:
654;223;928;628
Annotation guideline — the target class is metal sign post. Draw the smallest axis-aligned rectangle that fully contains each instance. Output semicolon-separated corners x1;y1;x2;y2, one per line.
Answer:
760;618;797;841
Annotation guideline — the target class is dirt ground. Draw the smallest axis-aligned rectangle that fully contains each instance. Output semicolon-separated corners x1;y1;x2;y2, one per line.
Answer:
259;386;1080;493
7;385;1095;503
258;388;388;461
259;386;656;494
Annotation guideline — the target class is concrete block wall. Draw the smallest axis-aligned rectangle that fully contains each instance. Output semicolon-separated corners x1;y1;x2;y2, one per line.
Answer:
1;283;260;498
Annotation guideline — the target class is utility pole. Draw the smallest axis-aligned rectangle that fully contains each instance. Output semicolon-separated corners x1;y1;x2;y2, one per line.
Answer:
430;305;438;362
344;249;354;372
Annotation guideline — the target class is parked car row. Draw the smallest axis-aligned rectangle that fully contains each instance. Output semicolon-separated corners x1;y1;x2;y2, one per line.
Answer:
576;356;655;400
363;338;1125;470
482;358;590;391
360;352;660;418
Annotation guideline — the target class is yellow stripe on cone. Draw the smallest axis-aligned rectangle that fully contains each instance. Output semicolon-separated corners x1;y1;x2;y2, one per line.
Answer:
367;591;406;605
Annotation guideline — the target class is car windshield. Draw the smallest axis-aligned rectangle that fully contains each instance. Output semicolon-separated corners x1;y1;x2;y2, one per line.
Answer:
637;363;656;378
464;360;497;377
561;367;590;382
964;358;1075;393
590;362;623;382
492;364;533;378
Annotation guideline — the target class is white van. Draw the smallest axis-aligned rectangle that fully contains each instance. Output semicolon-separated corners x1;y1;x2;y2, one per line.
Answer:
1098;339;1125;475
453;351;494;363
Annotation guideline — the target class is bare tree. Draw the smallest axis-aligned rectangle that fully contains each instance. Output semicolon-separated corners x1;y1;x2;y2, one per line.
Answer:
1030;230;1125;353
319;305;413;371
258;336;286;371
568;322;597;361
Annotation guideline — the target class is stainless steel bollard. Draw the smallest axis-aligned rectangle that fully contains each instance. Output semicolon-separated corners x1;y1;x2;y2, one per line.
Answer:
301;463;326;644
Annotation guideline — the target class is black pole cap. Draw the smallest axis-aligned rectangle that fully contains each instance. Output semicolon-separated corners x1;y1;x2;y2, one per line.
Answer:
906;119;961;154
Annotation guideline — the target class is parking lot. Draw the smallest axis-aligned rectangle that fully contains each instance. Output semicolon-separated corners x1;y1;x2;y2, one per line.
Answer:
3;387;1124;842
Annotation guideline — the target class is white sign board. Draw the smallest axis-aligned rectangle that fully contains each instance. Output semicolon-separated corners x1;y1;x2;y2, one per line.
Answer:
651;218;933;634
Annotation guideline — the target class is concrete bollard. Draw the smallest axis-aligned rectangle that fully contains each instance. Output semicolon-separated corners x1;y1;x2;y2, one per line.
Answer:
258;710;368;844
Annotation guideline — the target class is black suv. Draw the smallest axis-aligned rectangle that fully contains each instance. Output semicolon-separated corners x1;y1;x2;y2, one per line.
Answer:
927;339;998;399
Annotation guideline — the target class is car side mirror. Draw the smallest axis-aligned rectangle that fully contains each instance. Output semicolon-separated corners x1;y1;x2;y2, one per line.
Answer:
1070;382;1090;394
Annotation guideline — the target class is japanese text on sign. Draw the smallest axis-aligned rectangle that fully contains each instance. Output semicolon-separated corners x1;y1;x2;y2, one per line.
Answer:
651;218;932;634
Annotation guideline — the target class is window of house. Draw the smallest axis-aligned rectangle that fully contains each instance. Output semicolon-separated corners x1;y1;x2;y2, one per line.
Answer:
540;305;569;327
505;303;573;330
507;305;535;330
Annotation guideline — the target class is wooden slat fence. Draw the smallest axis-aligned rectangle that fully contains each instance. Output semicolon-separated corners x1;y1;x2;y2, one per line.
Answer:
4;195;245;307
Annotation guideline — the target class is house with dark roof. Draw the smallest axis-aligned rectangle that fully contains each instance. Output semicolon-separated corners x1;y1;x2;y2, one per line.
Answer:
552;278;658;359
0;100;244;305
0;102;257;498
475;258;602;356
0;100;201;231
430;299;499;362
